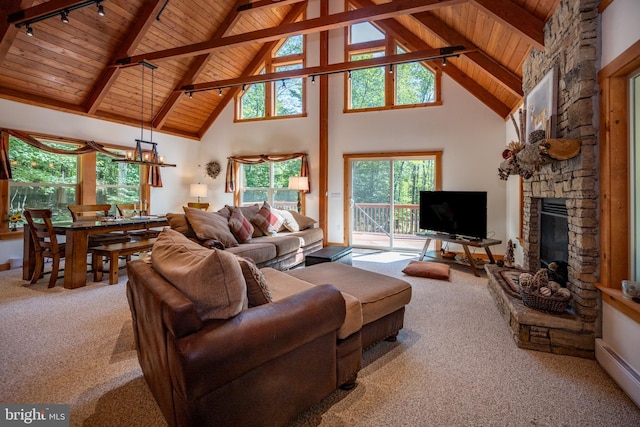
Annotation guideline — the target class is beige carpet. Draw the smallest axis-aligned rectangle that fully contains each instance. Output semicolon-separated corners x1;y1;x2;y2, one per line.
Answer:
1;253;639;427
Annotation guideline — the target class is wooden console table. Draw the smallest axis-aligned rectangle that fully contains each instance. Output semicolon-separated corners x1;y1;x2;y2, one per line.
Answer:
418;232;502;276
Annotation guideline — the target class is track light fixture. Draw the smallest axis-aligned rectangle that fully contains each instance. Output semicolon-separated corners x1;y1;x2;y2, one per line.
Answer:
311;75;316;83
189;92;193;99
441;57;447;67
218;88;223;96
11;1;107;36
389;64;393;74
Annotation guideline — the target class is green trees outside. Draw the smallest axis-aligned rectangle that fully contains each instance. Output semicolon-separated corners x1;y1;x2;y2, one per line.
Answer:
96;153;141;211
242;159;301;208
350;52;385;109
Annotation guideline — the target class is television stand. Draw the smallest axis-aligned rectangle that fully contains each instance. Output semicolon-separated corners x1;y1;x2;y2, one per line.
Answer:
417;232;502;277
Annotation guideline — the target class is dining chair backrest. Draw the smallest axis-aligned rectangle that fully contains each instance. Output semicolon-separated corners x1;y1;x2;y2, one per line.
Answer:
187;202;210;211
24;209;61;255
68;204;111;221
116;203;136;217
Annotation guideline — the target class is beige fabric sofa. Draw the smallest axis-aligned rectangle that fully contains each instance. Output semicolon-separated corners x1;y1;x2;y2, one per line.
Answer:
166;204;323;270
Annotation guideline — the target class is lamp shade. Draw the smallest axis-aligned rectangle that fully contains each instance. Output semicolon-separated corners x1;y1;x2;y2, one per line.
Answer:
190;183;208;198
288;176;309;191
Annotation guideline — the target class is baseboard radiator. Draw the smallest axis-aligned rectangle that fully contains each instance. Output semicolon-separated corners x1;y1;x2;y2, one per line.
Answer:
596;339;640;407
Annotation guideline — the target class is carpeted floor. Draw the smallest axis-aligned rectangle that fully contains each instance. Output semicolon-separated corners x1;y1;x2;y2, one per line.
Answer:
1;252;639;426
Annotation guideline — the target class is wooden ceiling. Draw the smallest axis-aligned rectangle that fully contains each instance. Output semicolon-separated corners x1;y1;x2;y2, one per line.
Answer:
0;0;559;140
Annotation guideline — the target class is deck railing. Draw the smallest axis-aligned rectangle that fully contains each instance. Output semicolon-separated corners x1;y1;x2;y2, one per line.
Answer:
353;203;420;236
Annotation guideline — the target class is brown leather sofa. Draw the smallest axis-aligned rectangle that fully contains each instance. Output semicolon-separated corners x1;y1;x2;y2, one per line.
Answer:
126;260;352;427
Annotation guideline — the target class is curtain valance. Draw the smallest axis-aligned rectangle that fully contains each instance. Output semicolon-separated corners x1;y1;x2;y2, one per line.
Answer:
225;153;310;193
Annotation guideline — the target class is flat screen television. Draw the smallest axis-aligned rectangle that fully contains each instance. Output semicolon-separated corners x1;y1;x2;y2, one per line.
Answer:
419;191;487;240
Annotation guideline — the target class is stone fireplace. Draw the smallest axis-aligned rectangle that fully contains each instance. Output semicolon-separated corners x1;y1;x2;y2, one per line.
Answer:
487;0;600;359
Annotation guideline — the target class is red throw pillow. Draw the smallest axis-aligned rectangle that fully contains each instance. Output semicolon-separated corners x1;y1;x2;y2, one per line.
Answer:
402;261;450;280
253;202;284;236
228;207;254;243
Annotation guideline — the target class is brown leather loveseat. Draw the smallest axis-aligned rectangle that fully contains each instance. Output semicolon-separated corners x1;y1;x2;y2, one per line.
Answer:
126;259;349;427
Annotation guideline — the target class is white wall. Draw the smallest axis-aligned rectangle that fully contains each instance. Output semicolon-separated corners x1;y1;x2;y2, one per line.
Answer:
0;98;201;265
598;0;640;394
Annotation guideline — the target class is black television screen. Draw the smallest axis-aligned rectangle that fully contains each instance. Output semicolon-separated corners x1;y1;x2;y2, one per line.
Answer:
419;191;487;239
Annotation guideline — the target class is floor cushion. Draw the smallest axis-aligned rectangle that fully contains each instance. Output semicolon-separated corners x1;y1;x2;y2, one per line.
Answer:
402;260;450;280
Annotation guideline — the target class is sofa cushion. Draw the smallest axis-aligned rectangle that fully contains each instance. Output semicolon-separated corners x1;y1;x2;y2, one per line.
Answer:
228;207;254;243
151;228;248;321
224;242;277;265
253;202;284;236
183;206;238;248
262;267;362;340
219;204;264;237
166;213;197;239
275;209;299;232
251;235;301;256
402;260;450;280
288;228;324;247
290;211;317;230
237;257;272;306
287;263;411;325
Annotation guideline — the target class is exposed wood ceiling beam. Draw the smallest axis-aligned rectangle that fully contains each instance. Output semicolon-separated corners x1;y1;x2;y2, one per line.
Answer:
183;47;472;93
230;0;306;31
350;0;512;118
83;0;167;114
412;11;523;97
155;0;307;129
468;0;545;51
115;0;465;66
7;0;95;26
0;1;36;63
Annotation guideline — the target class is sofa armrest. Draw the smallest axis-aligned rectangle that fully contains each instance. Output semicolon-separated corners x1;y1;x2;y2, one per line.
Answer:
170;284;346;400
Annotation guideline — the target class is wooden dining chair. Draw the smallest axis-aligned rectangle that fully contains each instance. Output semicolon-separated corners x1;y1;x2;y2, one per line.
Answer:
116;203;136;218
24;209;65;288
115;203;160;240
187;202;210;211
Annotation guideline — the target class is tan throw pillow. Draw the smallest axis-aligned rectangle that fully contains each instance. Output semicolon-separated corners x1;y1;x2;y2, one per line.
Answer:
183;206;238;248
402;261;450;280
166;213;197;239
290;211;317;230
276;209;299;232
252;202;284;236
237;256;272;307
219;205;263;237
151;228;248;320
228;207;254;243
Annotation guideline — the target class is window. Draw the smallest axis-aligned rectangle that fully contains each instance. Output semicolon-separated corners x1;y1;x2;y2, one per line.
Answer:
240;158;302;210
237;35;306;120
346;21;439;111
96;152;141;215
8;136;78;223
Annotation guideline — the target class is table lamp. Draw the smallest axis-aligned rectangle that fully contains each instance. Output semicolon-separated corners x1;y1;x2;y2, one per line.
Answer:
288;176;309;213
190;183;208;203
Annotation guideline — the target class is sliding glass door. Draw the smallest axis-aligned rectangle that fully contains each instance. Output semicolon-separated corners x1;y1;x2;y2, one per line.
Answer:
347;153;441;251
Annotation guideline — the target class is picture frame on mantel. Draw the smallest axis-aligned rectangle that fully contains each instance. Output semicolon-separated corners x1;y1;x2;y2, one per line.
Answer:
525;68;557;143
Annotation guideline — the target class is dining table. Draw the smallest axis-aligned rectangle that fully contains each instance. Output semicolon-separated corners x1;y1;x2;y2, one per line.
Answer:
23;215;169;289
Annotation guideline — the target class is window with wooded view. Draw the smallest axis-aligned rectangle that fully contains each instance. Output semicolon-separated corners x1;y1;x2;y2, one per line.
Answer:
237;35;306;120
240;158;302;210
346;20;439;111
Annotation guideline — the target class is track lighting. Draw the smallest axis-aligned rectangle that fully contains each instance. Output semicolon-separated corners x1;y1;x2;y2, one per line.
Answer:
61;11;69;23
189;92;193;99
218;88;223;96
97;2;105;16
311;75;316;83
26;26;33;36
11;1;107;37
281;80;286;88
441;57;447;67
389;64;393;74
242;84;246;92
348;71;352;79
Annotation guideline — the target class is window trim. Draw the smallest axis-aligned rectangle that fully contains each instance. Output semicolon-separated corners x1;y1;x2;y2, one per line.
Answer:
1;130;149;237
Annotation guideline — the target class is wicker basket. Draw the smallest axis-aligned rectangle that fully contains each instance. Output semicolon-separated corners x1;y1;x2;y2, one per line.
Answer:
520;286;570;314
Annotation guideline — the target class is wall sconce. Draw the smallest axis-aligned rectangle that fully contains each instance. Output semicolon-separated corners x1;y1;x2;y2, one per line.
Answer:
288;176;309;213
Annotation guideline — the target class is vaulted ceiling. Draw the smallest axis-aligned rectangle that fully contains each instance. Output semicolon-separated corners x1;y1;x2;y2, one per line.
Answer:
0;0;559;140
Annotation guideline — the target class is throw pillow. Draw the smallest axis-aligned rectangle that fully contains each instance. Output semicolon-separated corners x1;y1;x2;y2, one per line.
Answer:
402;261;450;280
252;202;284;236
219;204;263;237
166;213;197;239
151;228;248;320
290;211;317;230
236;256;273;307
276;209;299;232
183;206;238;248
228;207;254;243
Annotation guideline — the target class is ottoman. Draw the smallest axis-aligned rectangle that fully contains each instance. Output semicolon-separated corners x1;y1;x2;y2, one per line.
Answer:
286;262;412;349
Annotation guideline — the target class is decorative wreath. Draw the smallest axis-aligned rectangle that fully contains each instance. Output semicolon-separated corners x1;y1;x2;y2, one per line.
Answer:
205;161;221;179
